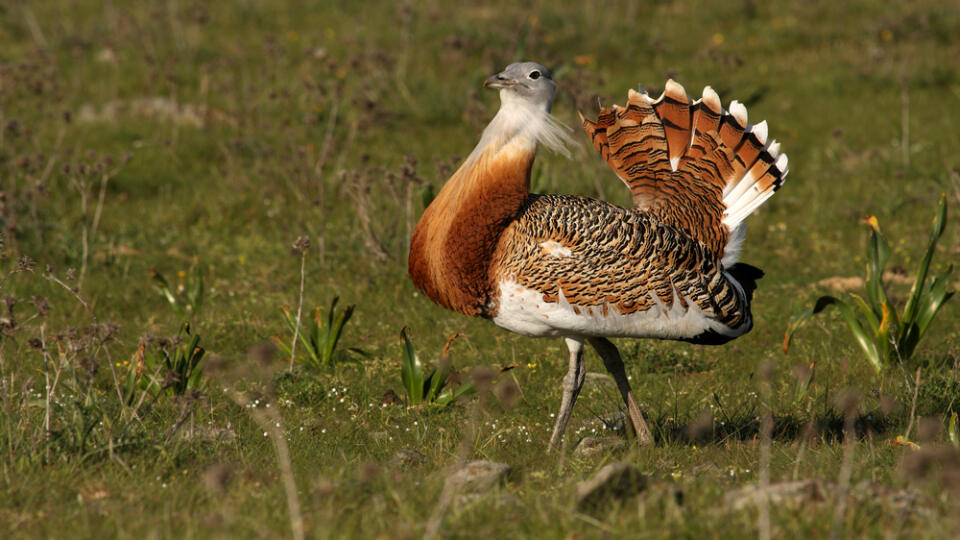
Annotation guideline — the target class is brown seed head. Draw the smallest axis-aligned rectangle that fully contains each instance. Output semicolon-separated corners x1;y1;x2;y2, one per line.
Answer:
203;463;234;495
879;394;899;416
917;417;941;443
355;462;380;484
494;378;520;408
793;362;813;382
757;361;775;381
834;390;860;417
247;341;277;367
314;478;336;497
469;366;496;392
291;235;310;255
686;410;714;442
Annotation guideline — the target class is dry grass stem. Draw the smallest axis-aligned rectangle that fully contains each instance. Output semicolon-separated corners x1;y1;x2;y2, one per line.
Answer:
758;363;774;540
289;239;309;371
44;271;97;323
904;367;922;441
343;171;390;262
831;392;859;540
900;75;910;168
228;389;304;540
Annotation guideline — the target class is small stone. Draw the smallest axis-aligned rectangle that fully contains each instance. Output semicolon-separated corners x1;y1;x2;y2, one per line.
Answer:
689;460;722;476
725;480;825;511
574;436;626;457
95;48;118;64
724;480;932;518
850;481;931;519
456;492;520;508
390;449;429;471
575;462;648;512
177;426;236;443
444;460;511;494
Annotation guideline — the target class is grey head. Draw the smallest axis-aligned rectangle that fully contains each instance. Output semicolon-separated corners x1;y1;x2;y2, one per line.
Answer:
483;61;557;112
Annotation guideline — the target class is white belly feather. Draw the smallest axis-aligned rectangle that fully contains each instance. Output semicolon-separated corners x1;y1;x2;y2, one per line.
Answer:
491;278;742;340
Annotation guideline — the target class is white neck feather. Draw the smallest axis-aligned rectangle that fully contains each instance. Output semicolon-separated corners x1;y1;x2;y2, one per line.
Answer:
466;93;576;164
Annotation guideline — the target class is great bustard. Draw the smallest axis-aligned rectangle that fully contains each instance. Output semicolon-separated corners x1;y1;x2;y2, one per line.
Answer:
408;62;788;449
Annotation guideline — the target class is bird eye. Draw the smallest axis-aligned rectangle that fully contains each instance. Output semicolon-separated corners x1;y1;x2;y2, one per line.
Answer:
529;70;541;80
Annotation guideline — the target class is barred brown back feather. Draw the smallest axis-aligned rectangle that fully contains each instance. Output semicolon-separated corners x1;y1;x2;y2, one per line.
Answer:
491;194;752;331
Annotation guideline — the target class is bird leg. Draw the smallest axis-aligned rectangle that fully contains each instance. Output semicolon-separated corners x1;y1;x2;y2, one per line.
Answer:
547;336;586;452
588;337;653;446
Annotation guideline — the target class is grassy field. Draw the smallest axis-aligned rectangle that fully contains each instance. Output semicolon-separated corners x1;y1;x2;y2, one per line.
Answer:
2;0;960;537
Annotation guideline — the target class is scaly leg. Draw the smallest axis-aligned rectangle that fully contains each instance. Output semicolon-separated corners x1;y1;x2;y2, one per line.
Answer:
588;337;653;446
547;336;586;452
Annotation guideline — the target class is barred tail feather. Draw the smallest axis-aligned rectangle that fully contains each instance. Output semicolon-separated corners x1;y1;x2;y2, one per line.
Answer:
580;80;789;264
651;79;693;172
723;153;789;229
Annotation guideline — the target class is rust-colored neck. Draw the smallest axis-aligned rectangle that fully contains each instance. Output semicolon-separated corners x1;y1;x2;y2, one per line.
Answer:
408;143;534;316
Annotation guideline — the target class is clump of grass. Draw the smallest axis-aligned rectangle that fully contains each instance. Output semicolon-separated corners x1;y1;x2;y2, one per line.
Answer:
273;296;359;370
784;195;954;373
39;322;126;462
399;328;474;408
0;267;205;467
126;324;206;399
151;266;204;321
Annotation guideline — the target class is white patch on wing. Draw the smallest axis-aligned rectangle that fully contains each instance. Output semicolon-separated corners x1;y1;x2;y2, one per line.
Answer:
540;241;572;258
491;278;746;339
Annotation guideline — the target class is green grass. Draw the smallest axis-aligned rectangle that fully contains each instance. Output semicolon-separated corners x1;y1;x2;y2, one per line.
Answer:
2;0;960;537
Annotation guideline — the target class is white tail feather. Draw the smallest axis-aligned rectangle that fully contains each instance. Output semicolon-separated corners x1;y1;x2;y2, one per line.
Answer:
729;101;748;126
752;121;768;144
720;119;789;231
768;140;781;158
723;167;760;203
721;223;747;267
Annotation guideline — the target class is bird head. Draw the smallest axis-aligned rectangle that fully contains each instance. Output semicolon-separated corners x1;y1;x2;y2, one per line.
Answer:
484;62;557;112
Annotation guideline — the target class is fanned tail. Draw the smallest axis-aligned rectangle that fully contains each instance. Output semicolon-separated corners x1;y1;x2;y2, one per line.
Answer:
580;80;789;264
